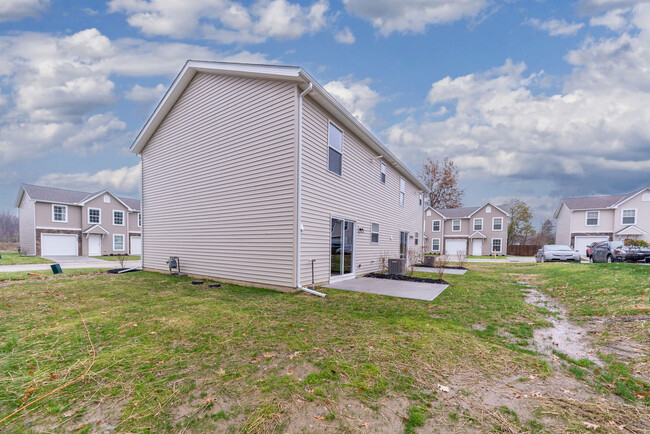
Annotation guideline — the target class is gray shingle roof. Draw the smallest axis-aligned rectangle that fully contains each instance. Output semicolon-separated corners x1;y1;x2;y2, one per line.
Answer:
20;184;140;211
435;203;510;218
561;192;633;210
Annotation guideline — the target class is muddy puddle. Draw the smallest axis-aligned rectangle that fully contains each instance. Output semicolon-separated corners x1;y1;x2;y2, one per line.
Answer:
519;282;602;366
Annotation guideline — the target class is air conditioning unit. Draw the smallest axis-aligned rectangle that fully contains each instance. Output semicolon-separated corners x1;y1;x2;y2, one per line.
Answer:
388;258;406;275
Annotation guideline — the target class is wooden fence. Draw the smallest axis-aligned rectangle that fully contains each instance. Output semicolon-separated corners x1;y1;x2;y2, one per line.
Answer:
507;245;542;256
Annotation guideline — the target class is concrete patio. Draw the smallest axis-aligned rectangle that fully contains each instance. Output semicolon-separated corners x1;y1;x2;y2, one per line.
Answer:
326;277;449;301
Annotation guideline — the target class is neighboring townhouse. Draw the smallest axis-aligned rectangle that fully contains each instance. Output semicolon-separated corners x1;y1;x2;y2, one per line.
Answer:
554;187;650;256
424;203;510;256
130;60;427;291
15;184;142;257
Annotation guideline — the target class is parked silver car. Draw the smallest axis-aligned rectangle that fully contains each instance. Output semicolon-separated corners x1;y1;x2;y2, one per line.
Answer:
536;245;581;263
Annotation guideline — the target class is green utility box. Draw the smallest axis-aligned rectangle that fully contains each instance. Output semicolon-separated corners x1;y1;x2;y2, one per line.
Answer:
51;263;62;274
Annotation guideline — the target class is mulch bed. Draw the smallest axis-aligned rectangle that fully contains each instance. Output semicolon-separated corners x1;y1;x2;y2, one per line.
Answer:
365;272;448;285
415;264;467;270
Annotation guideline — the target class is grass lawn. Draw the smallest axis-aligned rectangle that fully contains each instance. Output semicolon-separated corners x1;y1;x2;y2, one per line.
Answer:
0;264;647;432
466;255;507;259
0;252;53;265
91;255;141;262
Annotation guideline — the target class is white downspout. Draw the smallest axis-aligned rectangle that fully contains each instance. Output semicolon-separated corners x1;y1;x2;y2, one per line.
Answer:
296;82;326;298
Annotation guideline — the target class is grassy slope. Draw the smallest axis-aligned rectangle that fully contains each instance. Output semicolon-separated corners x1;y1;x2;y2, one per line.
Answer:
0;252;53;265
0;265;647;432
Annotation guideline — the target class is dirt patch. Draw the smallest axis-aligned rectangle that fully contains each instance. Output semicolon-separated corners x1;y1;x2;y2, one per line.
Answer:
365;273;448;285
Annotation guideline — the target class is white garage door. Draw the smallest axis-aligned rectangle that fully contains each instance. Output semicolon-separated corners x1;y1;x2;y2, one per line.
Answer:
41;234;78;256
445;239;467;256
130;236;142;255
574;236;608;257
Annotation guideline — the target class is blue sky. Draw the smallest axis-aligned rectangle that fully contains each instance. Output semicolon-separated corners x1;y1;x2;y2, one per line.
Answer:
1;0;649;226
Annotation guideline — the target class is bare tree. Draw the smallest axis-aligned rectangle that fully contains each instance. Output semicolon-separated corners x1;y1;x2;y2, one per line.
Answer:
378;251;390;272
507;199;535;245
406;247;420;276
419;157;464;209
0;211;19;242
456;252;467;269
435;255;448;280
534;219;555;245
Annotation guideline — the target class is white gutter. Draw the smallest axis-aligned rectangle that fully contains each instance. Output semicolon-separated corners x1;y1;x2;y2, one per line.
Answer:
296;83;326;298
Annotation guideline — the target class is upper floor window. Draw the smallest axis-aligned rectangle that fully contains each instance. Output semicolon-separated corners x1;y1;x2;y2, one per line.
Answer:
138;213;142;227
371;222;379;243
88;208;100;224
380;162;386;184
328;122;343;175
473;218;483;231
452;219;461;231
52;205;67;222
622;209;636;225
399;178;405;206
492;217;503;231
586;211;599;226
432;220;441;231
113;210;124;226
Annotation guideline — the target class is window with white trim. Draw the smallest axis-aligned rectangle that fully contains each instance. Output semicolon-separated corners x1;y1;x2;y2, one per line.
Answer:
113;234;124;251
431;238;440;251
113;210;124;226
103;195;110;203
473;218;483;231
328;122;343;175
586;211;599;226
419;194;423;206
380;162;386;184
371;222;379;243
415;232;419;246
492;217;503;231
88;208;100;224
452;219;461;231
622;209;636;225
52;205;67;222
492;238;502;253
138;213;142;227
432;220;441;231
399;178;405;206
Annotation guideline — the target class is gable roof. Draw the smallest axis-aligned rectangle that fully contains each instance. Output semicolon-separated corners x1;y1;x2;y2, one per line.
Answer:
554;187;649;218
434;202;510;219
129;60;427;192
15;184;141;211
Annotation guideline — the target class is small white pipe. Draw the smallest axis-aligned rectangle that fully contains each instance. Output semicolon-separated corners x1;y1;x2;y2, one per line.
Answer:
299;285;327;297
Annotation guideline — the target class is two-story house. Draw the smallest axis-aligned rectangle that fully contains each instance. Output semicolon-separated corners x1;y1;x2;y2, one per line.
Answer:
554;187;650;256
424;202;510;256
129;60;427;291
16;184;142;257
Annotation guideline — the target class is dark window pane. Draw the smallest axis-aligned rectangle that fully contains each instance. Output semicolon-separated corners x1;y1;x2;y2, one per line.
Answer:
371;233;379;243
329;148;342;175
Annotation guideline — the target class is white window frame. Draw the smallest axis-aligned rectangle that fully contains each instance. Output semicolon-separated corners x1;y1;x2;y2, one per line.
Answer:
621;209;636;225
492;217;503;231
452;219;461;232
399;178;405;206
138;213;142;227
52;204;68;223
88;208;101;225
431;238;441;252
103;194;110;203
327;120;343;176
492;238;502;253
473;218;483;231
113;210;125;226
113;234;125;251
370;222;379;244
585;211;599;226
380;162;386;184
432;220;441;232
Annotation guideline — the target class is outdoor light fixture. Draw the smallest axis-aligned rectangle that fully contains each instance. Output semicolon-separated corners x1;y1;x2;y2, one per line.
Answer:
358;227;364;234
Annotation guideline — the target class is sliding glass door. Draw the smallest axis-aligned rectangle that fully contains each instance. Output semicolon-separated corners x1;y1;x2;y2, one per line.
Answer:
331;218;355;278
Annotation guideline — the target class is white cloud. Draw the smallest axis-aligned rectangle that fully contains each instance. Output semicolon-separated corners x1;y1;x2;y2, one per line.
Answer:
589;8;630;30
0;28;272;164
578;0;650;14
526;18;584;36
385;5;650;196
334;27;355;44
324;77;383;126
109;0;330;43
0;0;49;22
342;0;488;36
36;163;142;193
125;84;166;103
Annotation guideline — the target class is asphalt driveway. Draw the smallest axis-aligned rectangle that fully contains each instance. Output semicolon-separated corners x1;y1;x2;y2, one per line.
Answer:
326;277;448;301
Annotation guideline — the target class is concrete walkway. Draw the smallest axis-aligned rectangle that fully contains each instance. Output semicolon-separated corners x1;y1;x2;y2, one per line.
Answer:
0;256;141;273
326;277;448;301
414;266;466;275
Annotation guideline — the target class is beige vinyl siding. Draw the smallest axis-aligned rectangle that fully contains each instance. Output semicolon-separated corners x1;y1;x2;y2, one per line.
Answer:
444;218;468;236
141;73;297;287
555;204;571;245
34;202;82;228
81;194;130;255
613;191;650;242
299;96;422;285
128;212;141;233
571;209;615;232
470;206;507;255
19;195;35;255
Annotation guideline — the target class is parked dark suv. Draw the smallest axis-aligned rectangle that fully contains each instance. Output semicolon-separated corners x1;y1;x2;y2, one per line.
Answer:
590;241;650;263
